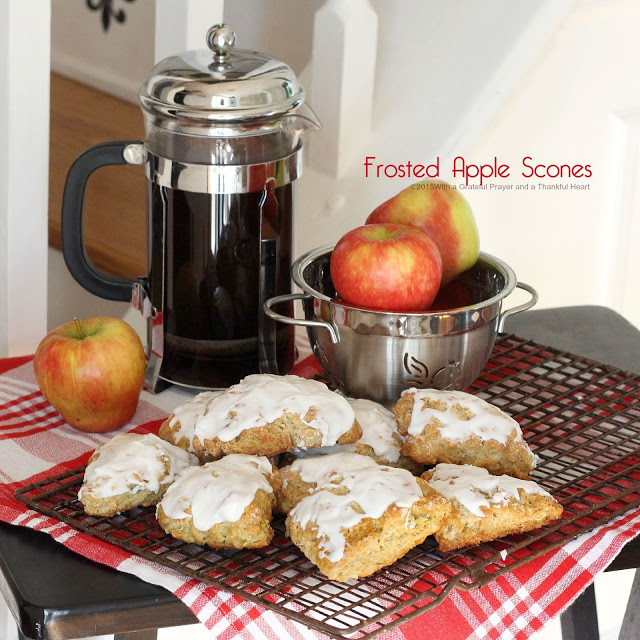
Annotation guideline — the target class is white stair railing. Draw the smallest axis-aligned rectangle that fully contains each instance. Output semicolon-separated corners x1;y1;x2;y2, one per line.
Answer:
0;0;50;356
309;0;378;178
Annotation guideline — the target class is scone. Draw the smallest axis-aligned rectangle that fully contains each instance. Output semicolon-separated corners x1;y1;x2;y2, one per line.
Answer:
79;433;198;517
422;464;563;551
286;465;450;582
159;391;219;463
281;398;422;475
395;389;536;479
160;374;362;460
277;451;378;514
157;454;281;549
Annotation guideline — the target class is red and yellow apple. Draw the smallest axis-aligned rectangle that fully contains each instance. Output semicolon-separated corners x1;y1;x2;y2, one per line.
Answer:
365;179;479;283
33;317;146;433
330;223;442;311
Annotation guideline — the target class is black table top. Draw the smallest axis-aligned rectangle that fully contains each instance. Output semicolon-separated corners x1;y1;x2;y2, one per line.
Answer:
2;305;639;639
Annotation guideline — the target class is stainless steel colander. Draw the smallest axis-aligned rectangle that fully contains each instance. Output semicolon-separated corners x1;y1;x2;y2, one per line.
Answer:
265;244;537;407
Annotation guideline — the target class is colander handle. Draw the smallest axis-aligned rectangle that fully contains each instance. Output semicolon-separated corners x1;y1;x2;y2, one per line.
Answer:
264;293;340;344
497;282;539;333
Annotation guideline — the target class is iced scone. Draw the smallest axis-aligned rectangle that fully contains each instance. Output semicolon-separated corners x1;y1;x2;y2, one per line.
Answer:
286;465;450;582
277;451;378;514
395;389;536;479
79;433;198;517
282;398;422;474
159;391;220;463
159;374;362;460
157;454;281;549
422;464;563;551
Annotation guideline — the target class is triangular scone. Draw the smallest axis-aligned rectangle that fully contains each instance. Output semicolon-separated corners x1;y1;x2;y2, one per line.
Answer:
286;465;450;582
157;454;281;549
79;433;198;517
422;463;563;551
395;389;536;479
159;374;362;459
277;451;378;514
281;397;422;475
159;391;219;463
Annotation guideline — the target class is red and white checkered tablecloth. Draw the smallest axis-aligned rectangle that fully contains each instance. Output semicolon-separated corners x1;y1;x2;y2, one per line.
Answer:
2;354;640;640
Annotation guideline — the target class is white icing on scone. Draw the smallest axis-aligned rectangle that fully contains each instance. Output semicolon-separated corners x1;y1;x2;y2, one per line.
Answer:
289;398;402;463
167;390;222;453
425;463;553;517
169;374;356;447
288;451;378;486
79;433;197;500
289;465;424;562
404;388;532;455
158;454;274;531
347;398;402;462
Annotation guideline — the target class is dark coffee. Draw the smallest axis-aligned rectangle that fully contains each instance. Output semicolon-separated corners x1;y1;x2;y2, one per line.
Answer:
148;181;294;388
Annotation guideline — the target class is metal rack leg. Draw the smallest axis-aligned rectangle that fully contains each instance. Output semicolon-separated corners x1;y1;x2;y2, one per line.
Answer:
560;583;600;640
619;569;640;640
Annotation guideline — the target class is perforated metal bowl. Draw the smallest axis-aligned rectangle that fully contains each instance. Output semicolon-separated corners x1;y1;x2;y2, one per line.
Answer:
265;244;537;407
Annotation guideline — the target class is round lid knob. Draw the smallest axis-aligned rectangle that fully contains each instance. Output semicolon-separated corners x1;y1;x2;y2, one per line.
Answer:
139;24;306;131
206;24;236;62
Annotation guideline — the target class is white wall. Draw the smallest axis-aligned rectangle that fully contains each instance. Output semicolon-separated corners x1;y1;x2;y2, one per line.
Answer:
51;0;154;102
292;0;572;249
50;0;321;103
225;0;323;76
47;248;146;339
467;0;640;327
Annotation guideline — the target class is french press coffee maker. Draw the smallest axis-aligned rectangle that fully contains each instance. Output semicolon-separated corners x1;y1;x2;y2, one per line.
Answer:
61;24;320;392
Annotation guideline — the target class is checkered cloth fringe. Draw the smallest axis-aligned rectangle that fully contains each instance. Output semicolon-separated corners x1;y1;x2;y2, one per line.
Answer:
1;355;640;640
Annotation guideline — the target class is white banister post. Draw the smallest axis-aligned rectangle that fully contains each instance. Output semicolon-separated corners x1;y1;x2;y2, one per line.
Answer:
0;0;50;356
309;0;378;178
155;0;225;62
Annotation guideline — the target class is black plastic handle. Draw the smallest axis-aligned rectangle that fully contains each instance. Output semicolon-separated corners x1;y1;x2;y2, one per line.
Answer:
61;141;143;302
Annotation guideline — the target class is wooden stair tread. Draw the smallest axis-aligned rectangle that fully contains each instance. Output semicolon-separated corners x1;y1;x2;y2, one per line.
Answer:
49;72;147;279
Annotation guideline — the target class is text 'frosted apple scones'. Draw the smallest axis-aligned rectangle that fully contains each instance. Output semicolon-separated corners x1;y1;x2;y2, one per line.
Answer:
422;463;563;551
79;433;198;517
286;465;450;582
157;454;281;549
281;397;422;474
277;451;379;514
395;389;537;479
159;374;362;459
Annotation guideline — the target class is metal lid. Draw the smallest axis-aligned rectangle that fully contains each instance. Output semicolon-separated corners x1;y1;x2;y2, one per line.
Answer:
139;24;306;131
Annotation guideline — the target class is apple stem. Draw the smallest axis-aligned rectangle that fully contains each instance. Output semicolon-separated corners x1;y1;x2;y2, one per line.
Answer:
73;317;86;339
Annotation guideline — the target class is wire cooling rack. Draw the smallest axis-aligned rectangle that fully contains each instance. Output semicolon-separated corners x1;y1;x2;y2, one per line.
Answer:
15;334;640;639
